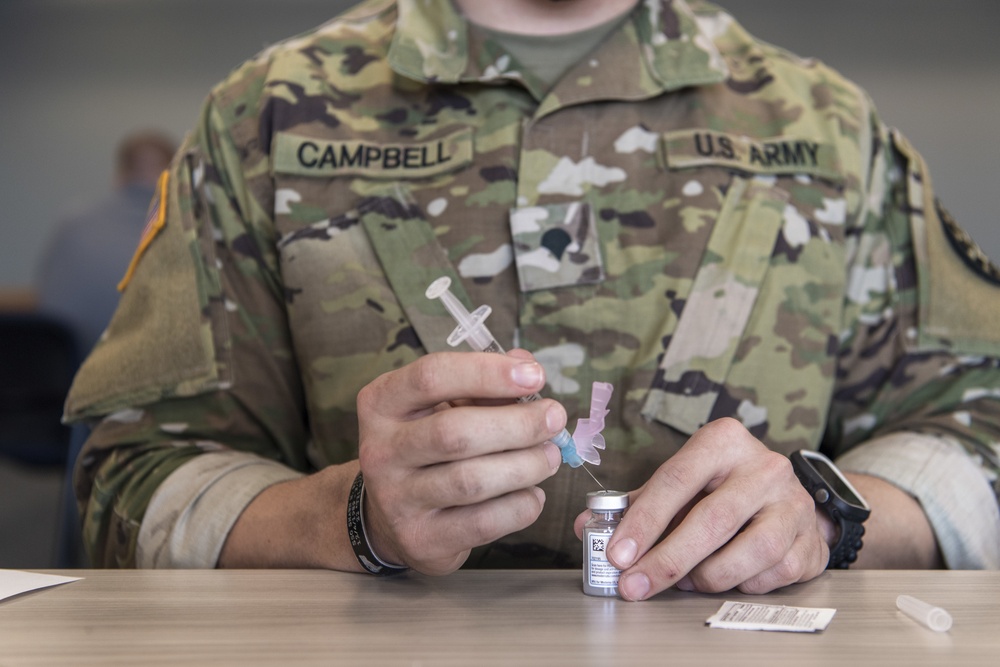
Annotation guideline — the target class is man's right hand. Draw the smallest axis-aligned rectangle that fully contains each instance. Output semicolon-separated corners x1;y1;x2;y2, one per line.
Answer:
219;350;564;572
355;350;565;575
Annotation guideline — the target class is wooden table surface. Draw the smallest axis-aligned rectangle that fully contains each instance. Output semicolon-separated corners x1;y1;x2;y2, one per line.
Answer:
0;569;995;666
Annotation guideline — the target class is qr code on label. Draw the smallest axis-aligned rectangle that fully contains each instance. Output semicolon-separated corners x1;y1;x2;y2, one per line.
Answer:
591;537;606;552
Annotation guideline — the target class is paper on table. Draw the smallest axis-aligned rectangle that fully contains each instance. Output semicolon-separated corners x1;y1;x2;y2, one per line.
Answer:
0;569;82;602
706;601;836;633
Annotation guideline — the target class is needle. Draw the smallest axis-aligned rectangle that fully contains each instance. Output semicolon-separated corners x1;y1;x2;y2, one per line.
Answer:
581;464;605;490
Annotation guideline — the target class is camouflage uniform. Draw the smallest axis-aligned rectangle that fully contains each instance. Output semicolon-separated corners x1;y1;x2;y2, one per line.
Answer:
66;0;1000;569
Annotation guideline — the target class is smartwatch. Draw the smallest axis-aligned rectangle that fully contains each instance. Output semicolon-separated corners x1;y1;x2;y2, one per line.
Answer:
790;450;871;569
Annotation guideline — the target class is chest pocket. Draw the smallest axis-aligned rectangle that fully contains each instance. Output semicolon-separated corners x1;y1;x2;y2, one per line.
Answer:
640;129;850;448
641;176;787;435
509;201;606;292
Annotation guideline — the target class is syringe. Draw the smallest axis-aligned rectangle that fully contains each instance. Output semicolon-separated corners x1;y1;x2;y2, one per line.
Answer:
425;276;605;489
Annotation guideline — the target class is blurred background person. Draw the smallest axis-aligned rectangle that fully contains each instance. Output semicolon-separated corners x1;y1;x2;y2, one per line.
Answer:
34;130;177;356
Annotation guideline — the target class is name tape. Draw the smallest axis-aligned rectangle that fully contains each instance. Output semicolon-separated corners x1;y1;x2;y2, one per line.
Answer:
273;128;473;179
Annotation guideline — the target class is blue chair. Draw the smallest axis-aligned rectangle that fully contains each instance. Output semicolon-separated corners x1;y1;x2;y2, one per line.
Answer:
0;312;87;566
0;312;80;466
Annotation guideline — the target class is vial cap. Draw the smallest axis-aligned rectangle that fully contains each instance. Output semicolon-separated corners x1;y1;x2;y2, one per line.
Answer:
587;490;629;511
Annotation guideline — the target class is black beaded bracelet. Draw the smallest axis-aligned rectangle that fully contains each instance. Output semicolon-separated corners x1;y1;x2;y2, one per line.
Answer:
347;471;408;576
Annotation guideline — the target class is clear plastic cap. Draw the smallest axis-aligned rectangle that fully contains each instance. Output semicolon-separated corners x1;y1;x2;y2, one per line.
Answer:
587;490;629;511
896;595;953;632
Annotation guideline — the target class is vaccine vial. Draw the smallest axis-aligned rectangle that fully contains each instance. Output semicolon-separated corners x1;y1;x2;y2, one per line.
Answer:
583;490;629;597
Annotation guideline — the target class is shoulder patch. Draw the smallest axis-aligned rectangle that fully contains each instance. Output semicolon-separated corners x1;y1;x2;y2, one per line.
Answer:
66;160;221;419
891;128;1000;355
938;200;1000;286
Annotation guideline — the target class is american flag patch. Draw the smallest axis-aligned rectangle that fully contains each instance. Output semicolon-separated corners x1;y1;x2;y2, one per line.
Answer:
118;170;169;292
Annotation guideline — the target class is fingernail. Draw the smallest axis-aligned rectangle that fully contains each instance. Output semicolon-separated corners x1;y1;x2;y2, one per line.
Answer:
512;361;543;388
621;573;650;601
545;405;565;434
542;442;561;472
609;537;638;569
675;576;695;592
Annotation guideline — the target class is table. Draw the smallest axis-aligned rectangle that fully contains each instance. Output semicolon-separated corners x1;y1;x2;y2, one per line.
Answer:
0;569;995;665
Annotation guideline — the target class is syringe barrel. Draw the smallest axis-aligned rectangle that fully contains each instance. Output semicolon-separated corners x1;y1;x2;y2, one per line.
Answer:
465;317;502;353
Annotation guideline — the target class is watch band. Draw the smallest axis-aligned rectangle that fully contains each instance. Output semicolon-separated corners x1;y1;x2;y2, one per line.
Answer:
790;450;869;570
827;515;865;569
347;471;408;576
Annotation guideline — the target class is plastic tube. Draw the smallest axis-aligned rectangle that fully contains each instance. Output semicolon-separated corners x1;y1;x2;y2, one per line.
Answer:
896;595;952;632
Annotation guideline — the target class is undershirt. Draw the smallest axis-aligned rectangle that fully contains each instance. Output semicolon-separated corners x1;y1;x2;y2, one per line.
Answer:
476;10;633;92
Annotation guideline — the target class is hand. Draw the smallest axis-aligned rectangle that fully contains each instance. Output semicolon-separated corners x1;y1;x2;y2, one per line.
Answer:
574;418;828;599
357;350;566;575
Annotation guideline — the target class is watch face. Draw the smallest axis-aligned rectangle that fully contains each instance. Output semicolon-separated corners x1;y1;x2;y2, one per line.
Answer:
802;451;870;510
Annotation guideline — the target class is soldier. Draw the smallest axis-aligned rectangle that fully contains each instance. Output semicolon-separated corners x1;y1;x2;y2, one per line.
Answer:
66;0;999;600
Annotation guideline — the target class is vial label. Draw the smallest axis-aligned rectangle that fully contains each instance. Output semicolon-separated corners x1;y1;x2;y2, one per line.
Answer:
587;532;620;587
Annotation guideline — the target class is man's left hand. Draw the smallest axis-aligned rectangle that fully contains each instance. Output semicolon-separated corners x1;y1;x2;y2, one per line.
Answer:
574;417;829;599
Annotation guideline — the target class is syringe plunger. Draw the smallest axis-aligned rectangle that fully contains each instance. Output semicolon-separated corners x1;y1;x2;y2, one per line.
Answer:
424;277;501;352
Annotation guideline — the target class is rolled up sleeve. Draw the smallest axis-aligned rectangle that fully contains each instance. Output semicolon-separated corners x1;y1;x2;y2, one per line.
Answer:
837;432;1000;569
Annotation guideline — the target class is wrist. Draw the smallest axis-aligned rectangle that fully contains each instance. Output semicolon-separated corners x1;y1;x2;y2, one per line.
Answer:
841;473;944;569
218;465;360;570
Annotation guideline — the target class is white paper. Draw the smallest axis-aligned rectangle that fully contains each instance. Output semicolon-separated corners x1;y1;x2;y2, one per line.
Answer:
706;601;836;633
0;569;82;602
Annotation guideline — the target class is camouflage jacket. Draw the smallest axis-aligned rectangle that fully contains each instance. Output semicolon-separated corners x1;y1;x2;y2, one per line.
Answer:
66;0;1000;568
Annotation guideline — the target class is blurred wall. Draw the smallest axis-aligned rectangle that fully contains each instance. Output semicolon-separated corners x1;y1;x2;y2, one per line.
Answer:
2;0;998;287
